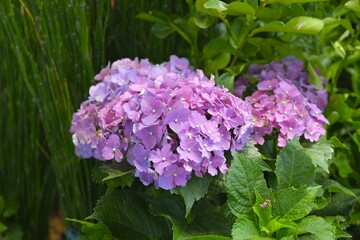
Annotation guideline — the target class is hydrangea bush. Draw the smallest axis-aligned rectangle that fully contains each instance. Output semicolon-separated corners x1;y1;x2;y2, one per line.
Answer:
234;56;329;146
70;56;253;189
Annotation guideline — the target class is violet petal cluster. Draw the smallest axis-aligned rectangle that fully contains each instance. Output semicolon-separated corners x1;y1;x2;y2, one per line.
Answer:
234;56;329;146
71;56;253;189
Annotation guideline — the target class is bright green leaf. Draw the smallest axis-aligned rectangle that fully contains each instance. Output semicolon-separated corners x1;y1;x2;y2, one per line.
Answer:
264;219;297;234
203;0;228;13
226;2;255;16
193;14;215;29
251;21;285;36
66;220;116;240
253;191;272;229
232;216;260;239
298;216;336;239
273;186;320;221
345;0;360;17
186;236;232;240
302;137;333;174
226;144;269;217
284;16;324;35
340;18;355;35
307;62;322;90
330;136;350;151
275;138;315;188
205;52;231;74
171;175;211;217
216;72;235;92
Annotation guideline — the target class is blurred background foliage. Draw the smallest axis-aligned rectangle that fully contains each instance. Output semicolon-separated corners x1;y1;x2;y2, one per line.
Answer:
0;0;359;239
0;0;189;239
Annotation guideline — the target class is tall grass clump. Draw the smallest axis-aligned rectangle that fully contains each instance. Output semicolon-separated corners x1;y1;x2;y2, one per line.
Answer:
0;4;56;239
0;0;110;234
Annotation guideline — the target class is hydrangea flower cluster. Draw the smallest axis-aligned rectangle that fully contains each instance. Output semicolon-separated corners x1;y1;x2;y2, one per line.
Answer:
71;56;253;189
234;56;329;146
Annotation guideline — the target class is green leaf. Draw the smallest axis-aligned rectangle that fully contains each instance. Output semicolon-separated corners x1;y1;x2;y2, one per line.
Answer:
284;16;324;35
1;222;23;240
250;21;285;36
302;137;333;174
216;72;235;92
323;179;357;198
264;219;297;234
171;175;211;217
275;138;315;188
340;18;355;36
297;216;336;239
202;38;228;59
150;196;231;239
265;0;329;4
67;219;116;240
2;200;19;218
273;186;320;221
232;216;260;239
226;144;269;218
257;7;281;20
226;2;255;16
193;14;215;29
186;236;232;240
330;136;350;151
0;222;7;233
307;62;322;90
205;52;231;74
345;0;360;17
203;0;228;13
151;23;175;39
89;189;171;240
253;191;272;229
136;11;170;25
99;163;134;189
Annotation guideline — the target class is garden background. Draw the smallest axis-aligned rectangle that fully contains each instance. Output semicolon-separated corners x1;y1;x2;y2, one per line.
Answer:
1;0;360;239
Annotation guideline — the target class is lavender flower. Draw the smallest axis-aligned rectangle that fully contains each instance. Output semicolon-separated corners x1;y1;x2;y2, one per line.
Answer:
71;56;253;189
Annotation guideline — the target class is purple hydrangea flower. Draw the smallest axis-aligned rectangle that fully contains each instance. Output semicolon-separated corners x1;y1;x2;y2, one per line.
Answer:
71;55;253;189
234;56;329;146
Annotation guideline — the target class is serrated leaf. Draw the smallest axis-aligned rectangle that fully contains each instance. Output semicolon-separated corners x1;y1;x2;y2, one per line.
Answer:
253;191;272;229
67;219;116;240
298;216;336;239
88;189;171;240
273;186;320;221
232;216;260;239
330;136;350;151
226;2;255;16
186;236;232;240
99;163;134;189
150;196;231;239
171;175;211;217
302;137;333;174
264;219;297;234
284;16;324;35
226;144;269;218
275;138;315;188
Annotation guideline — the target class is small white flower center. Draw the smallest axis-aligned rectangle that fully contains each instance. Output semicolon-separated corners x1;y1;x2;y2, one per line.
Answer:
152;109;156;113
187;148;191;152
149;131;153;136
